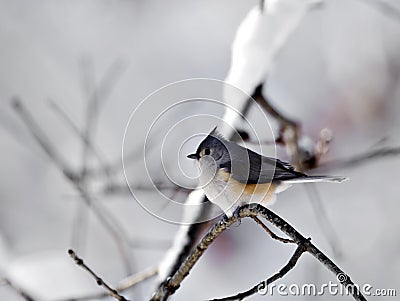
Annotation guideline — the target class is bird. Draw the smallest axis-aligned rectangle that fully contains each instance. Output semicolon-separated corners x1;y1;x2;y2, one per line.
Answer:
187;127;347;218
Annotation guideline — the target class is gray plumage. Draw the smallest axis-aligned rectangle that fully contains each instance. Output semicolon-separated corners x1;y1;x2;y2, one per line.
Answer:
189;128;347;185
187;128;347;217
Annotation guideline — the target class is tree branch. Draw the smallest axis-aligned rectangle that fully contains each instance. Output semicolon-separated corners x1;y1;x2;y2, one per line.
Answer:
304;184;342;258
48;99;111;179
12;97;78;182
68;249;129;301
151;204;366;301
58;259;157;301
12;98;134;275
209;243;306;301
317;146;400;171
250;216;294;244
251;84;303;169
360;0;400;23
0;277;36;301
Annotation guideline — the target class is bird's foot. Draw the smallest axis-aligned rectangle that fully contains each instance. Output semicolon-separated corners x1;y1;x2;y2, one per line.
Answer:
219;206;243;227
231;206;242;226
220;214;230;226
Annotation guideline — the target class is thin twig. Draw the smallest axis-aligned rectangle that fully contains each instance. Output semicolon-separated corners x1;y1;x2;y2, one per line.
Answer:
76;187;134;275
209;243;306;301
75;60;128;273
0;277;36;301
304;184;342;258
68;250;129;301
151;204;366;301
127;238;171;250
12;99;134;275
70;201;89;254
260;0;265;11
360;0;400;23
48;99;111;178
251;216;294;244
55;265;158;301
101;182;192;196
252;84;298;129
116;266;158;291
80;58;126;179
12;97;78;182
251;84;303;169
317;146;400;171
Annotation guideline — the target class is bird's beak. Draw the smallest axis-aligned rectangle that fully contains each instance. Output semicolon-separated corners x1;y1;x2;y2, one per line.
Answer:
187;153;199;160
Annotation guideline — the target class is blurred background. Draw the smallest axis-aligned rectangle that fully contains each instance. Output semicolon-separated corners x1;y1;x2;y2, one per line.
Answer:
1;0;399;300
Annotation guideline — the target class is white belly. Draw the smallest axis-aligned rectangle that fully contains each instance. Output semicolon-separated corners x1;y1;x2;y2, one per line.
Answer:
198;157;278;217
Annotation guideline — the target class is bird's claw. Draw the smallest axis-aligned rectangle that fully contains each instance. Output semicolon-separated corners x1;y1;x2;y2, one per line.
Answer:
220;207;243;227
233;206;242;224
220;214;229;226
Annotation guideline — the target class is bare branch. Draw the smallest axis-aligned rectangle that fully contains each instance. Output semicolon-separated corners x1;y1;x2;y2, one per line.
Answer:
75;188;134;275
11;97;78;182
360;0;400;23
101;182;191;196
70;201;89;254
12;98;134;275
252;84;298;129
209;243;306;301
116;266;158;291
259;0;265;12
251;84;304;169
56;264;157;301
151;204;366;301
250;216;294;244
127;237;171;250
48;99;111;178
78;60;133;274
81;58;126;178
304;184;343;258
0;277;37;301
68;249;129;301
317;146;400;171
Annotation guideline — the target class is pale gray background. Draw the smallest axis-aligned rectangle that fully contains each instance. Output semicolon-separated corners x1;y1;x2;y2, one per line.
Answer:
1;0;399;300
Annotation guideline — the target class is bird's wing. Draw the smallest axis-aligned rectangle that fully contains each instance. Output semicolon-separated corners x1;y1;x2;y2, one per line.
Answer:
223;146;305;184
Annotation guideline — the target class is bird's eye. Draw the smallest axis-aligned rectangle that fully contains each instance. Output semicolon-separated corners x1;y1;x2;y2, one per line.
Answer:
204;148;211;155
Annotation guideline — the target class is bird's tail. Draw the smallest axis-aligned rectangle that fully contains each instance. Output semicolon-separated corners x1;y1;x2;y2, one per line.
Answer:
284;176;348;184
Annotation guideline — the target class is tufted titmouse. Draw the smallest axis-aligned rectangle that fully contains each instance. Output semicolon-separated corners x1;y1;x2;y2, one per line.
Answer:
187;128;347;218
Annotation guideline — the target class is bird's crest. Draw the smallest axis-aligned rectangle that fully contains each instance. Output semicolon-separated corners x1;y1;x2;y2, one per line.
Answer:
207;126;225;141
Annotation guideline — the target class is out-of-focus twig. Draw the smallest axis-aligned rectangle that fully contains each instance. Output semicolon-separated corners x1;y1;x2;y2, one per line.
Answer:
101;182;192;196
251;84;303;169
151;204;366;301
317;146;400;171
12;98;134;275
251;84;335;171
12;97;78;182
59;257;157;301
209;243;306;301
76;59;131;272
260;0;265;11
128;238;171;250
80;58;126;179
304;184;342;258
360;0;400;23
48;98;110;255
48;99;111;179
68;249;129;301
0;277;36;301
